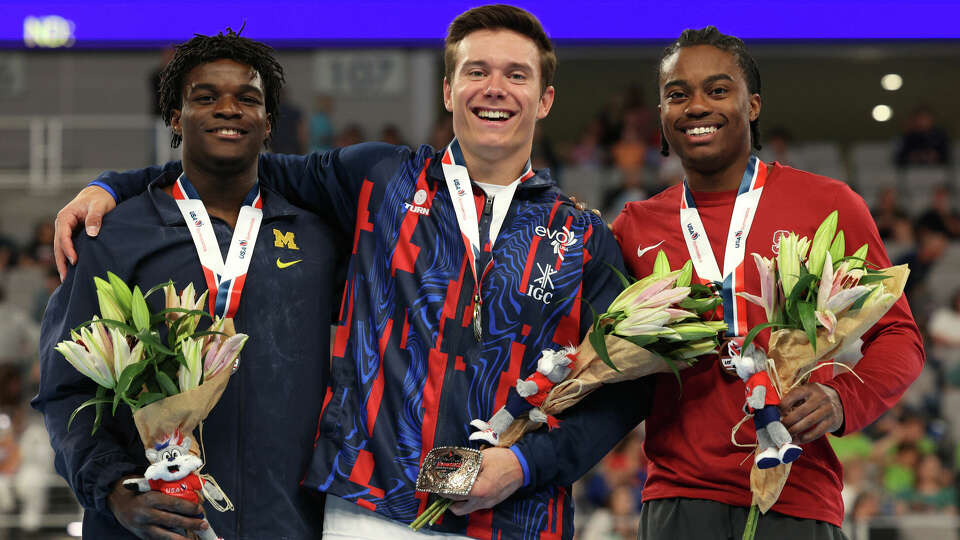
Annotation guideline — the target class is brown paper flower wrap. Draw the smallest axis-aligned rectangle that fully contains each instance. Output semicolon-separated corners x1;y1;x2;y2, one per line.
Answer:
746;264;909;512
497;333;695;447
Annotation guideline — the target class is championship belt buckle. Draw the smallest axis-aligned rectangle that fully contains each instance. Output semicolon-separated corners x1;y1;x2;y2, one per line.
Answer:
719;336;743;376
415;447;483;497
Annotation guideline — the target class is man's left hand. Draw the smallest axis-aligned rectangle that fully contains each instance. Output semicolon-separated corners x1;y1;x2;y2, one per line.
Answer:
778;383;844;444
448;447;523;516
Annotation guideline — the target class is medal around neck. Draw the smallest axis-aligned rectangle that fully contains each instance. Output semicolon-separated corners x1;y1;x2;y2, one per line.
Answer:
415;446;483;497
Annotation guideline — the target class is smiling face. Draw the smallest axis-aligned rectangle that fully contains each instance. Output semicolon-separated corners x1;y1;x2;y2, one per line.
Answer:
443;29;554;165
659;45;760;177
170;58;270;173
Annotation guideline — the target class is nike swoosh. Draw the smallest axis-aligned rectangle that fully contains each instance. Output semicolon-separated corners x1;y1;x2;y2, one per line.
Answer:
636;241;665;258
276;258;303;269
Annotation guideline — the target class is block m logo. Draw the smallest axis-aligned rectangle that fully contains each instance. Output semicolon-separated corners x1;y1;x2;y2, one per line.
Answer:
273;229;299;250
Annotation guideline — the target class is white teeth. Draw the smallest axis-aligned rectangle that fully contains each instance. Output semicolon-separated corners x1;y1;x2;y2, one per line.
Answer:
215;128;241;135
476;110;512;120
686;126;718;136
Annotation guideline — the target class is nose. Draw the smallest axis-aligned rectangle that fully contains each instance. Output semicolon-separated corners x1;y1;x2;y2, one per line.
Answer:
684;91;710;118
214;95;243;118
483;72;507;98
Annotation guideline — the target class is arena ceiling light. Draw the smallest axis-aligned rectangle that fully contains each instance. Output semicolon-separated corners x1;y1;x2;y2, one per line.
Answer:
881;74;903;91
872;105;893;122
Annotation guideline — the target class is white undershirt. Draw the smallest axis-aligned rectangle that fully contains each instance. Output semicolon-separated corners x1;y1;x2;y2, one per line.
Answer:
474;180;519;244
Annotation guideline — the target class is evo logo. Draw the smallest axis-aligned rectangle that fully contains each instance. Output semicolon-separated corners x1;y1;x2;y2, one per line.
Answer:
526;262;557;304
535;225;576;260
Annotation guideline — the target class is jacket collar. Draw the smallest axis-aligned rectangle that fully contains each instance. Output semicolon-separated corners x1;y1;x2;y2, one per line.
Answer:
148;169;302;227
424;140;556;192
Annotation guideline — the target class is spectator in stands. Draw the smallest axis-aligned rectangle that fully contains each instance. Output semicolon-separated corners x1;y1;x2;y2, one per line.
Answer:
568;117;608;169
872;188;913;243
916;185;960;239
897;453;957;514
308;93;335;152
270;89;307;154
929;289;960;347
21;221;54;268
334;123;364;147
764;126;798;166
379;124;406;147
896;228;948;325
428;115;453;150
895;106;951;167
0;284;40;408
581;484;642;540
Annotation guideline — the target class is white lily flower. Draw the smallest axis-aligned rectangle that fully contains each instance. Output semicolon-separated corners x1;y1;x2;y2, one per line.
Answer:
815;252;871;341
109;327;144;378
739;253;780;323
203;334;248;378
55;320;116;388
177;337;204;391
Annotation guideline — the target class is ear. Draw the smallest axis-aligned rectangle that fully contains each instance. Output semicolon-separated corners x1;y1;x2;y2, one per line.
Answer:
145;449;158;462
536;85;555;120
749;93;762;122
182;436;193;450
170;108;182;135
264;112;272;143
443;77;453;113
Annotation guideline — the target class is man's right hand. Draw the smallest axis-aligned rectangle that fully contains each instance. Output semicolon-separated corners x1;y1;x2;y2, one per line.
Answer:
107;477;208;540
54;185;116;281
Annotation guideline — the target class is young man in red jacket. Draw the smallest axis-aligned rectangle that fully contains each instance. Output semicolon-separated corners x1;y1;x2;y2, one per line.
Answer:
611;27;924;538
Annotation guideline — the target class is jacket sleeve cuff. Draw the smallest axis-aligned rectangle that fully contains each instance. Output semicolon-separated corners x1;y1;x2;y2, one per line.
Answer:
507;445;531;488
87;180;119;203
87;455;141;515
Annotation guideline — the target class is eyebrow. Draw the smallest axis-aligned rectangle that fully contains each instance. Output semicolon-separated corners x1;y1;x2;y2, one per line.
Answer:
187;82;264;96
663;73;735;90
461;60;533;73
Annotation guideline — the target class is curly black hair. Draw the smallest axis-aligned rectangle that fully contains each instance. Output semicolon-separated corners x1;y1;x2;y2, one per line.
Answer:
657;26;762;157
158;27;285;148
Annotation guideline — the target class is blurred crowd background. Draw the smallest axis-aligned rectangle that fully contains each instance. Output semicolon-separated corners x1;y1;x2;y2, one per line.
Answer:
1;9;959;540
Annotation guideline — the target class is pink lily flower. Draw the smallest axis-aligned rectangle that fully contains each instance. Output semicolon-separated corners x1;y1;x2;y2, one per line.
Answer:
815;252;871;340
739;253;781;323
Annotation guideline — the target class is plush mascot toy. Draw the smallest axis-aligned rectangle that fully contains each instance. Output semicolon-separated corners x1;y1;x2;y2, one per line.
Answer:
123;431;221;540
470;346;575;445
732;344;802;469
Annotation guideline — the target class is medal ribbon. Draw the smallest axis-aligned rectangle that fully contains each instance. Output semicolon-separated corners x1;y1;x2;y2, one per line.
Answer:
679;155;767;339
440;138;533;339
172;173;263;318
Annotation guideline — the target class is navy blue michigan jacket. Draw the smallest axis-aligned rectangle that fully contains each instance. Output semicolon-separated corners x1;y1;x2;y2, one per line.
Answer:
92;142;653;540
33;174;340;539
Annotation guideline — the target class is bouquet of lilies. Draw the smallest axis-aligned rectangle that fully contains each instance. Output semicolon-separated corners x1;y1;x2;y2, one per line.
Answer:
734;211;909;533
487;251;726;448
56;271;246;440
411;253;726;531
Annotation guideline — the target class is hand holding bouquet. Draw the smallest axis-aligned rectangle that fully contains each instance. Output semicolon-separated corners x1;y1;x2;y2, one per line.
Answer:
55;272;247;533
411;253;726;531
734;211;909;537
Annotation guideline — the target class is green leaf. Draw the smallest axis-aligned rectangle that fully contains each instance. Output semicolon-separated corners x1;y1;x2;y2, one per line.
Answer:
136;392;164;408
143;279;175;300
131;286;150;333
659;354;684;389
849;288;874;312
137;330;176;355
156;370;180;396
615;334;660;348
741;322;788;351
797;300;819;353
107;271;133;314
857;273;890;285
785;273;818;313
74;317;137;335
678;295;721;314
589;329;619;373
67;388;112;432
115;359;150;402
